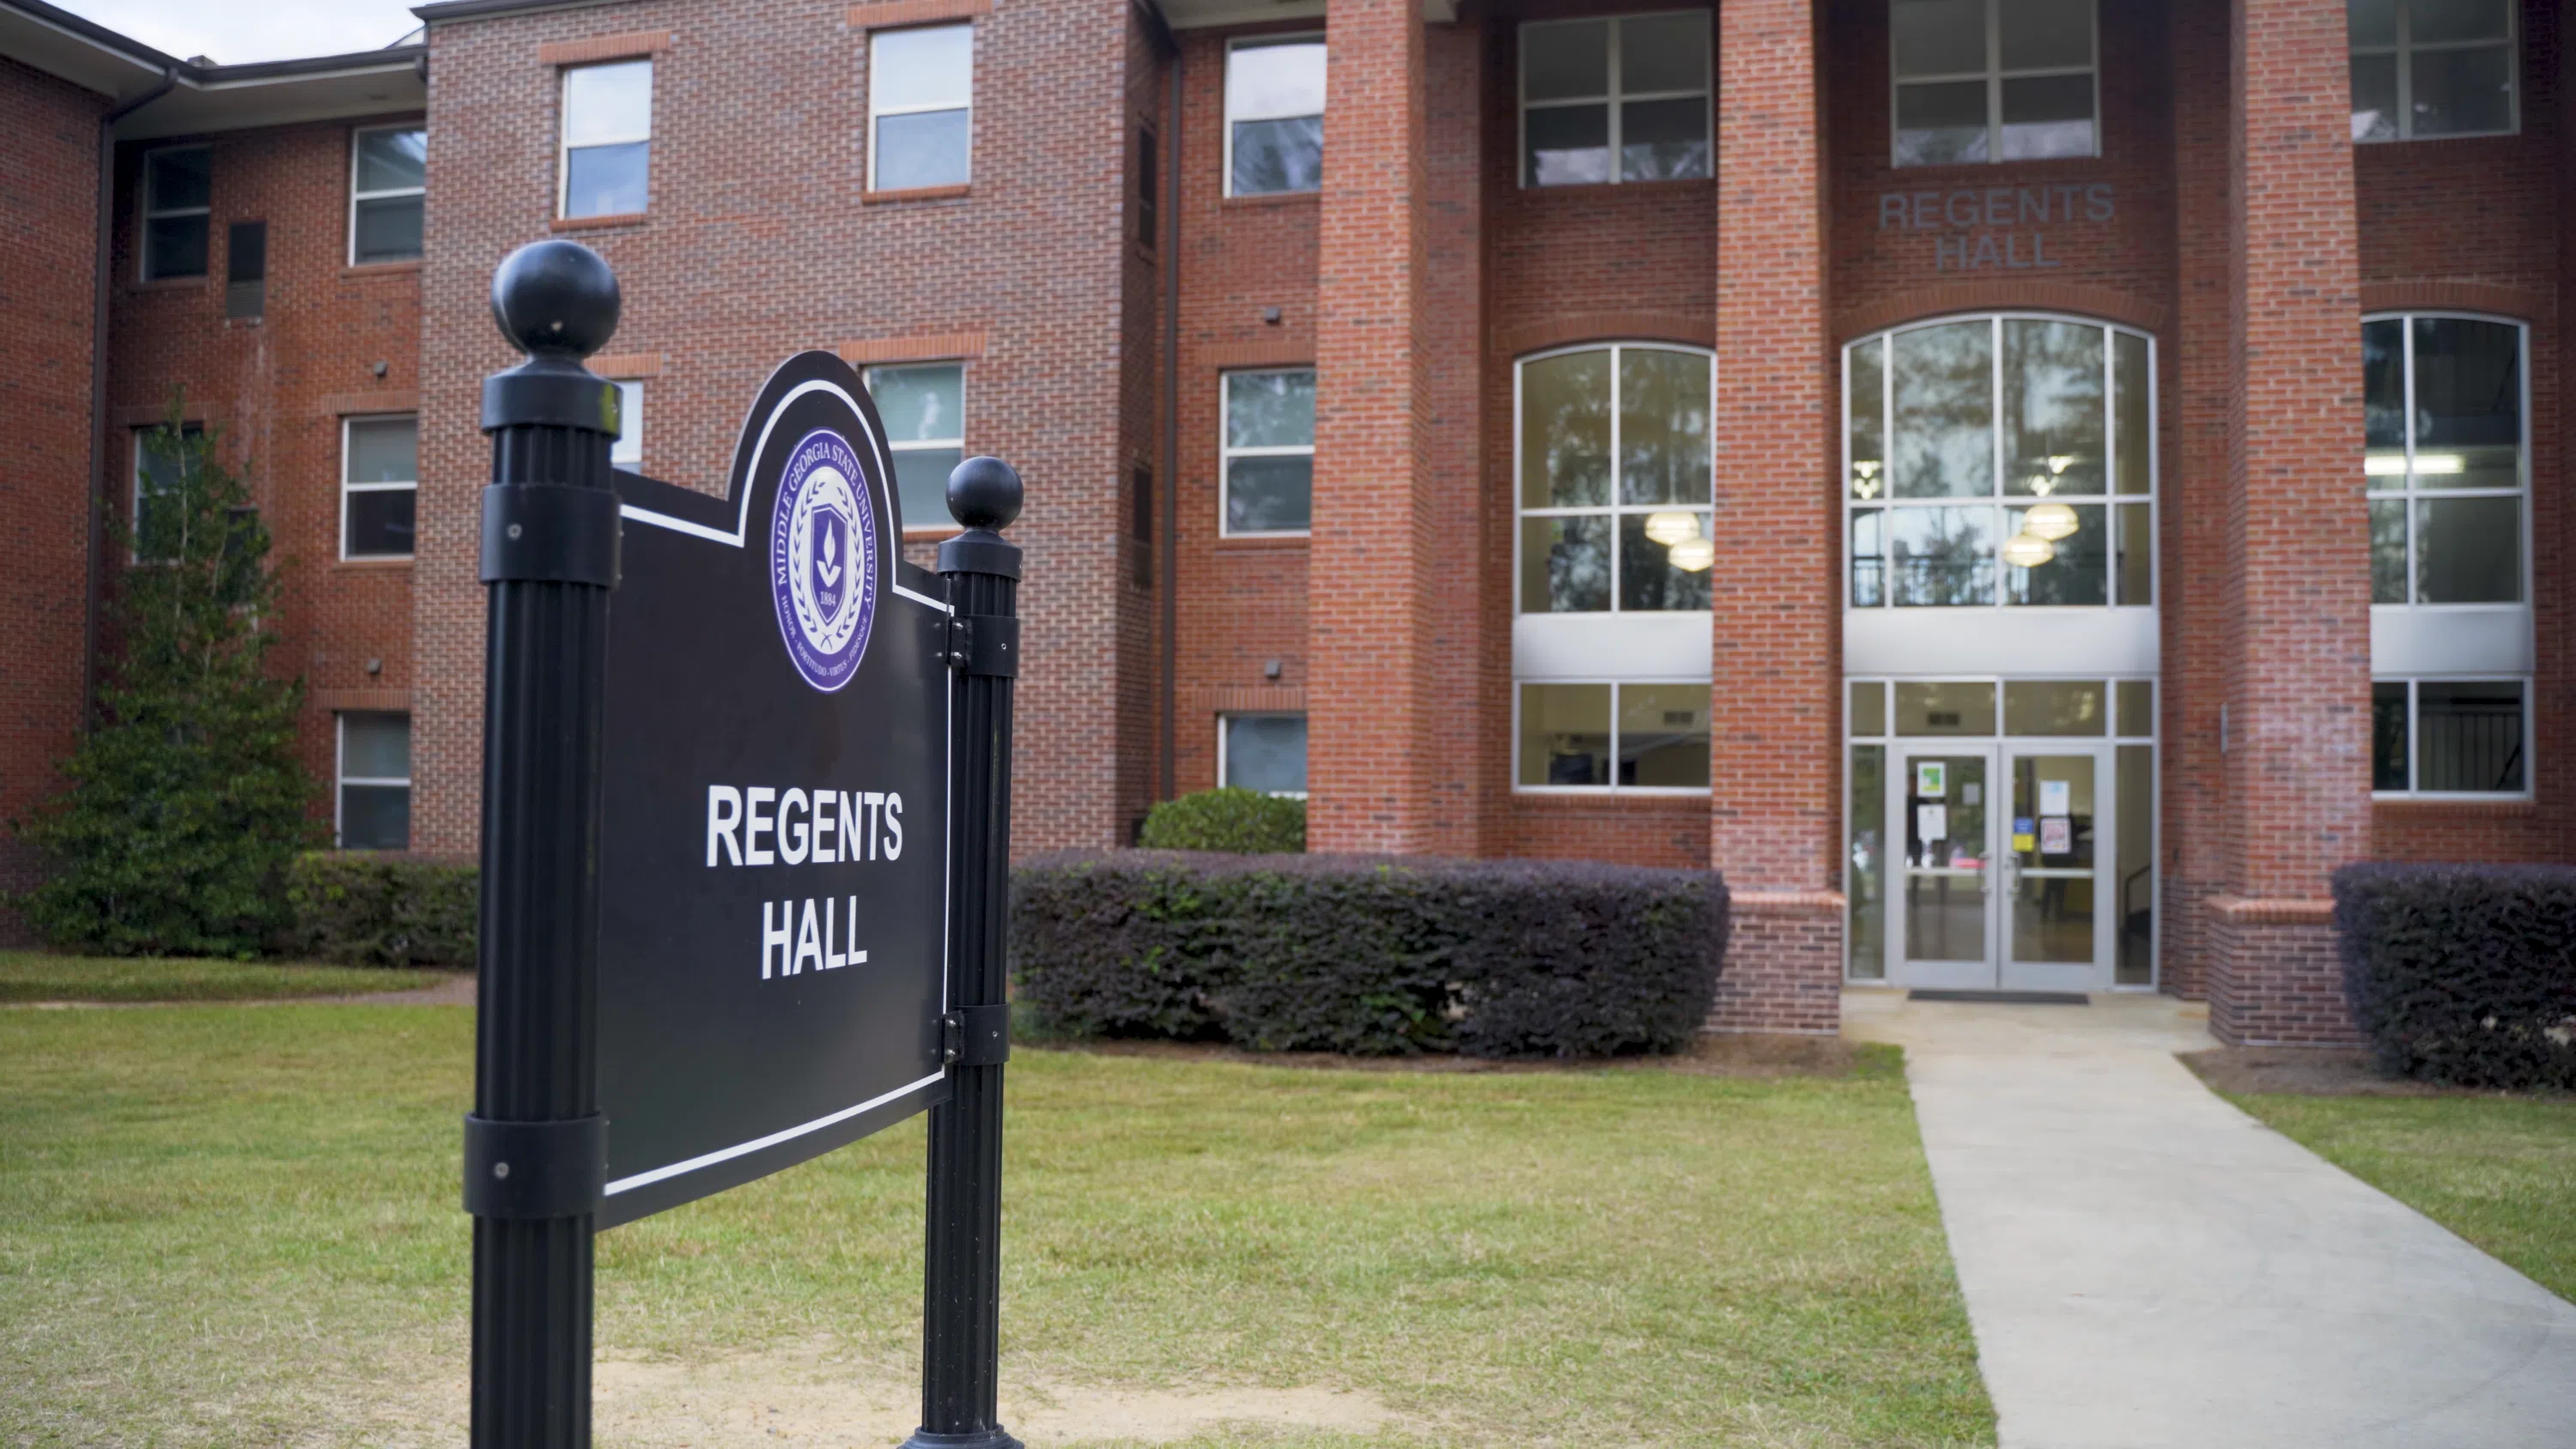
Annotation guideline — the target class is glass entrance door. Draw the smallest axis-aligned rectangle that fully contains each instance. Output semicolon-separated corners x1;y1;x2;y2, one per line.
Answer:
2000;748;2107;991
1895;748;1995;989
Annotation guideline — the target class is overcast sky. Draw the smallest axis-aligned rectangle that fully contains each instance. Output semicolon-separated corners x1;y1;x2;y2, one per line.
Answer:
54;0;423;64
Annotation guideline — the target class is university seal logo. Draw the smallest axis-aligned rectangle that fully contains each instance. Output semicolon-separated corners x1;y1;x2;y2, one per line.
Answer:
769;428;878;693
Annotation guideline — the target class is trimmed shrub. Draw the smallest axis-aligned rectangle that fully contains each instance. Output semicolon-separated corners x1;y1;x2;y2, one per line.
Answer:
2333;863;2576;1089
1013;851;1728;1058
1137;788;1304;853
286;852;479;967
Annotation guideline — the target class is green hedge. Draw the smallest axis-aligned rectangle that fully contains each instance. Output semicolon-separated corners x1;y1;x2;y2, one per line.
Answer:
1137;788;1304;853
1013;851;1728;1058
2334;863;2576;1088
284;852;477;967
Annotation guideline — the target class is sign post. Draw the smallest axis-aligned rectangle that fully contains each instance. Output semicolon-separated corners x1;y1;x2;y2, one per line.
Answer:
463;239;1022;1449
909;459;1022;1449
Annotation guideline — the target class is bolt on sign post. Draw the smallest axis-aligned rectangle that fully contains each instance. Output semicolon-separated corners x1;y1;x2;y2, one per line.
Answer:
465;239;1024;1449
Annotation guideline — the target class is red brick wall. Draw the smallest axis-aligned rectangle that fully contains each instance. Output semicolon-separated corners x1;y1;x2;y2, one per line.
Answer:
413;0;1150;858
1307;0;1438;852
2206;904;2360;1046
1169;24;1319;798
101;115;425;839
1711;0;1836;897
1708;894;1843;1034
0;59;105;937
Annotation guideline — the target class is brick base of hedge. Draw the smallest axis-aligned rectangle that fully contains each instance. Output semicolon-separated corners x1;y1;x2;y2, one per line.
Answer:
2208;897;2360;1046
1704;892;1843;1036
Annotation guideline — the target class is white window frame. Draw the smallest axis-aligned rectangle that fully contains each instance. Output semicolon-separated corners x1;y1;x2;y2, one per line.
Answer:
1888;0;2100;167
865;361;966;530
2350;0;2519;142
557;60;652;220
1511;341;1716;616
1841;313;2156;613
339;414;418;562
1511;678;1711;796
139;143;211;281
1218;367;1315;539
1222;33;1326;199
611;380;643;469
866;22;975;192
1217;712;1309;799
334;712;413;851
347;124;426;266
2363;312;2530;610
1516;9;1713;189
2372;675;2533;800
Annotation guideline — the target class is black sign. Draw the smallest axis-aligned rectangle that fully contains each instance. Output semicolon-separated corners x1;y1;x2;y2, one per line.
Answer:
592;350;951;1227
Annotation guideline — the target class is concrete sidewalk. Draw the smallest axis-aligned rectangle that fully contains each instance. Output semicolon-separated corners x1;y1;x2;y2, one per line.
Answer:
1845;991;2576;1449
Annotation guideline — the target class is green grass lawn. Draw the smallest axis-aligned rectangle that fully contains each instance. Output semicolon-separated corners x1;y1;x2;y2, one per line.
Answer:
0;1006;1993;1448
0;950;454;1003
2228;1092;2576;1302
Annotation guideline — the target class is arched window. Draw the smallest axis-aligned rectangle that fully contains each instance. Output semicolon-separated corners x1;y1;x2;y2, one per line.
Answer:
1513;343;1713;793
2364;312;2531;798
1843;314;2154;610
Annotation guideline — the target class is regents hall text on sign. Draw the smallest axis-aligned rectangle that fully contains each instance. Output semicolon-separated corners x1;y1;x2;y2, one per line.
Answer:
705;783;907;980
1880;182;2115;272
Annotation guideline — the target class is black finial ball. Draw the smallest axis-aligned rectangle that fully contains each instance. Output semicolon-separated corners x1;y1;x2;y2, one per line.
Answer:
947;456;1024;531
490;239;621;359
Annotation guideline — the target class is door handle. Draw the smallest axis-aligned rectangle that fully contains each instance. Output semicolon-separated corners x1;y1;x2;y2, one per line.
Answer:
2002;858;2020;896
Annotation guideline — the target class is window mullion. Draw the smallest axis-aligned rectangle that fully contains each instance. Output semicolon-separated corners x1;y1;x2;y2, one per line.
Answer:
2395;0;2415;140
1607;18;1625;185
1990;316;2004;606
1607;344;1624;610
2401;316;2419;602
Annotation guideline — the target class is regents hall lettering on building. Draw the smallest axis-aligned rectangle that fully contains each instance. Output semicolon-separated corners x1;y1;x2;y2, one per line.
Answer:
1;0;2566;1042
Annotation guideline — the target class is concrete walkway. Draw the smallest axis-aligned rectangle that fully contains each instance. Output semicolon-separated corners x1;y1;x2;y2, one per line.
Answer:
1845;990;2576;1449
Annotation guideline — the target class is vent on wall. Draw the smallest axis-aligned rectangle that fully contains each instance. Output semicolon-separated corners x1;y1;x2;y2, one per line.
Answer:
225;221;266;319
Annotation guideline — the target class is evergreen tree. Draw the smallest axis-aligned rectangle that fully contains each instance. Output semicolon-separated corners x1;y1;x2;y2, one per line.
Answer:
13;403;319;955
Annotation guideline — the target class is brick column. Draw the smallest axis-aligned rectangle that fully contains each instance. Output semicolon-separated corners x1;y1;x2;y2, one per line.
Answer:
2208;0;2370;1044
1708;0;1840;1034
1307;0;1436;852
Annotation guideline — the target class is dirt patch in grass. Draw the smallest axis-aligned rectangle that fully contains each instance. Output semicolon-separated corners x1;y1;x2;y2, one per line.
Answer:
1033;1030;1874;1080
2181;1046;2571;1099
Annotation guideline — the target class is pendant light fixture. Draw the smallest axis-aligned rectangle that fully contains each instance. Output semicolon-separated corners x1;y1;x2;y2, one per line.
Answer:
1667;536;1715;573
2000;530;2057;569
2024;500;2080;542
1643;510;1700;546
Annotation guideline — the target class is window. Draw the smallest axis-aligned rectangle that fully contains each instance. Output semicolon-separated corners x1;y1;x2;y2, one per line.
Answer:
1520;11;1711;186
611;381;643;470
224;221;265;319
1130;464;1154;589
342;416;418;560
2350;0;2517;141
2373;678;2527;795
867;363;963;530
1516;682;1710;790
132;422;204;561
2365;315;2524;605
560;60;652;219
1891;0;2096;166
1225;36;1325;197
350;125;426;264
1845;316;2153;609
1220;714;1308;796
337;712;412;850
1137;127;1158;246
869;24;973;191
1221;369;1314;536
141;145;211;280
1517;344;1712;615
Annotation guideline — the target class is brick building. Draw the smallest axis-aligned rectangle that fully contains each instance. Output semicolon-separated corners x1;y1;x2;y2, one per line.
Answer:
4;0;2568;1043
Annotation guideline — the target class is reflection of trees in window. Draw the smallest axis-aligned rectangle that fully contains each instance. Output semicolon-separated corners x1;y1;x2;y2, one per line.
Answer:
1516;344;1711;614
2363;314;2524;605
